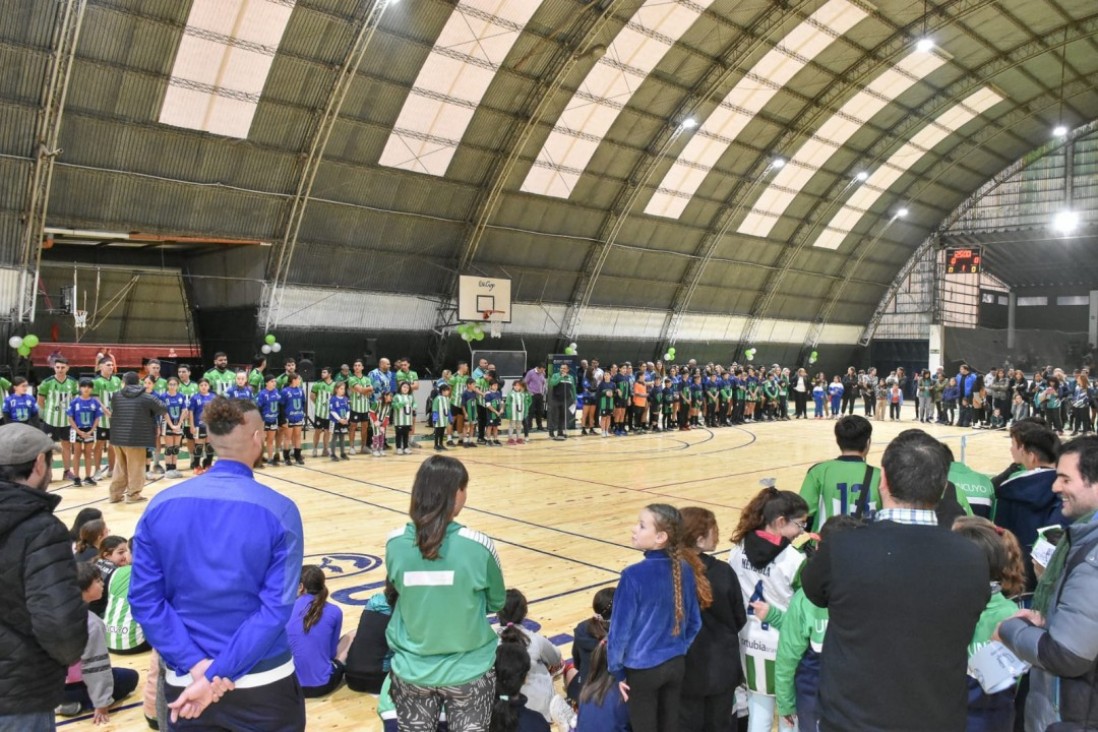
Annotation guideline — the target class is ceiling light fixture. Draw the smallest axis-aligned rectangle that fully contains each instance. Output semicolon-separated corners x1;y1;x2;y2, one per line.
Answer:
1053;27;1069;139
856;170;869;181
680;117;698;130
1052;210;1079;234
915;0;933;53
771;157;786;169
896;207;909;218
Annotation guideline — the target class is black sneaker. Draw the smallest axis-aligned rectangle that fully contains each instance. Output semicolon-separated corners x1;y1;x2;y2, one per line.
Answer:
84;477;97;486
73;477;83;487
340;453;350;460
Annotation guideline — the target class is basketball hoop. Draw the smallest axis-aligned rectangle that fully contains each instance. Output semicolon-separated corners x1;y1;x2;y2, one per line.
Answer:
73;310;88;329
481;309;505;339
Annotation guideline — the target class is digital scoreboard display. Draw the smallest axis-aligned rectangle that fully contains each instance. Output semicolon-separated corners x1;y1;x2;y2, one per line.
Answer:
945;247;981;274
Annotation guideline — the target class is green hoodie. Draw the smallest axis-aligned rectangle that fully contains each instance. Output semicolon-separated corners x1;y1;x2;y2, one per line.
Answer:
775;588;829;717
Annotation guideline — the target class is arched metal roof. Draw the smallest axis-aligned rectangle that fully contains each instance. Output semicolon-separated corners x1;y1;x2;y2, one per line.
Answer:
2;0;1096;338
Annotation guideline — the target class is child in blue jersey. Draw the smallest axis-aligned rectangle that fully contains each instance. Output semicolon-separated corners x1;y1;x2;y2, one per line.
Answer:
287;565;350;698
257;374;283;466
812;378;826;419
576;638;630;732
67;379;103;487
2;376;38;424
225;370;254;401
608;504;703;732
827;376;843;418
281;373;307;465
160;377;188;479
328;381;350;461
484;381;503;446
188;378;215;473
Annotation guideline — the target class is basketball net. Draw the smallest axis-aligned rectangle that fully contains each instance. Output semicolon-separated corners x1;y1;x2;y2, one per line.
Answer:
74;310;88;329
482;309;504;339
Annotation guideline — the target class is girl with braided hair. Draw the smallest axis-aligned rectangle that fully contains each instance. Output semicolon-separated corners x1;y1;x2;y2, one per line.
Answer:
729;485;809;732
607;503;702;732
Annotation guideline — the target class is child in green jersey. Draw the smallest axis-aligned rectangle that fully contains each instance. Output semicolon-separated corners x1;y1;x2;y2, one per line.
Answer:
392;381;416;455
952;516;1026;732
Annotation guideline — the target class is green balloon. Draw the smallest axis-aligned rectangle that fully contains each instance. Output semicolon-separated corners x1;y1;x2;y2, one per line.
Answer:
564;346;575;355
265;334;276;345
23;334;39;348
668;347;676;356
474;330;485;341
17;344;31;357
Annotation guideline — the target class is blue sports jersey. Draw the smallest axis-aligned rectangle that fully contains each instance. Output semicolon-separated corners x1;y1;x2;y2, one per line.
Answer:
162;393;188;423
280;387;306;423
329;395;349;423
225;385;254;401
484;390;502;415
67;396;103;430
3;393;38;423
828;382;844;399
188;392;214;428
256;389;281;424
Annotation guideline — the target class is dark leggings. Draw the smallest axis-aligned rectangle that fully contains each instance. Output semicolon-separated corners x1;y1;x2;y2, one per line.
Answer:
627;655;685;732
395;425;411;450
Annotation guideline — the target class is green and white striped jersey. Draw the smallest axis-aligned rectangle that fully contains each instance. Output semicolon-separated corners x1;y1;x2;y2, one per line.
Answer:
92;375;122;428
104;566;144;652
349;375;372;413
311;380;335;419
37;376;78;427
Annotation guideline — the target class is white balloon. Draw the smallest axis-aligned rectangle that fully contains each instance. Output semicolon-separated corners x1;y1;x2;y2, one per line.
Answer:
8;336;22;349
271;342;282;353
664;352;671;360
569;342;577;350
261;344;272;354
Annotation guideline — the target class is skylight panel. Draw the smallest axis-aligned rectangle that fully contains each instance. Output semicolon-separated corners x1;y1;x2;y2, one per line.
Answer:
520;0;718;198
379;0;543;176
738;49;946;237
644;0;866;219
159;0;296;139
811;87;1004;250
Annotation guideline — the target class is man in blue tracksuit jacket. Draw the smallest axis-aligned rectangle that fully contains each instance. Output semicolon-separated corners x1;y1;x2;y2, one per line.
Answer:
130;396;305;730
956;364;979;427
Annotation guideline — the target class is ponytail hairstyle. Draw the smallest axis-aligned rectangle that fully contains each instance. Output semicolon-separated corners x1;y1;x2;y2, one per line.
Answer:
678;506;715;609
76;519;107;554
496;588;528;626
585;587;615;641
97;535;128;561
731;487;808;544
69;508;103;543
490;626;531;732
644;503;689;636
409;455;469;560
300;565;329;633
578;638;615;707
952;516;1026;598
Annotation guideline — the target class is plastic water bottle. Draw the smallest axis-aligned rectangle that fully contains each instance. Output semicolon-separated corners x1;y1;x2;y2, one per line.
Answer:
747;579;769;630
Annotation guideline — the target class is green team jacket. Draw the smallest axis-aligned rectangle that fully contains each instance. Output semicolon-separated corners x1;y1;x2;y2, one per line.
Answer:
386;521;505;686
949;461;995;517
775;588;829;717
799;456;882;527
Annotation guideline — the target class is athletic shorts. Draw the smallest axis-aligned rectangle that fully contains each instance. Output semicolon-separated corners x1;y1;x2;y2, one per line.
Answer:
96;426;110;441
286;419;304;428
69;429;96;444
350;410;369;424
194;425;208;440
331;424;348;435
486;414;501;427
264;422;280;433
161;422;184;437
45;424;68;441
599;406;613;417
314;417;331;430
277;414;288;427
182;426;194;440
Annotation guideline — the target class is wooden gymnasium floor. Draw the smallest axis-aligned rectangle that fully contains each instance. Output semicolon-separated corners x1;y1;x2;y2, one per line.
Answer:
57;411;1014;731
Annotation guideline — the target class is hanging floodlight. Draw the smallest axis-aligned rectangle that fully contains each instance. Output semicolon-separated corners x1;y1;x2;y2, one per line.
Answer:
1052;210;1079;234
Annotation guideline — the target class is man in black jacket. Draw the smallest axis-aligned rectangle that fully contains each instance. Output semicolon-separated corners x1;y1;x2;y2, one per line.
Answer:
801;429;989;732
0;423;88;731
108;371;166;504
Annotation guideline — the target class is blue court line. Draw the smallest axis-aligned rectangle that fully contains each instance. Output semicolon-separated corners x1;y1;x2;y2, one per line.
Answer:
267;473;621;576
57;701;142;726
299;465;636;551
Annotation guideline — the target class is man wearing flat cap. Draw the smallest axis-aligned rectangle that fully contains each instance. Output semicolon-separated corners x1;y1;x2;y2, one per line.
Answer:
0;423;88;731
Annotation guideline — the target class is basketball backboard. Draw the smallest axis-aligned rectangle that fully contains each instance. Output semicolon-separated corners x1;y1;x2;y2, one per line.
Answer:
458;275;511;322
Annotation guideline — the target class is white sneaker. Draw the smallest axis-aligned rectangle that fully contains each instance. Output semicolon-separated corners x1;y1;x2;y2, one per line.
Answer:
93;467;109;480
349;446;357;455
373;450;381;457
312;447;318;457
166;469;183;479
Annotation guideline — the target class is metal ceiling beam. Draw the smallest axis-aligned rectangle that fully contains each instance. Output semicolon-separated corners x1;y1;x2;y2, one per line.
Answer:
263;0;393;331
725;12;1098;347
16;0;87;322
858;116;1098;346
556;0;828;346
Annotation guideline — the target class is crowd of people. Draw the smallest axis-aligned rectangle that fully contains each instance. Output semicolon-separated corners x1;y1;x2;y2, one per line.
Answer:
3;347;1098;732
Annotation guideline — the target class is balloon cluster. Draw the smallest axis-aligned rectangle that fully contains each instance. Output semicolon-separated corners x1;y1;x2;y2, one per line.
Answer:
564;342;578;356
745;347;757;362
8;334;40;358
456;322;485;342
662;346;677;361
261;333;283;355
808;350;819;365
